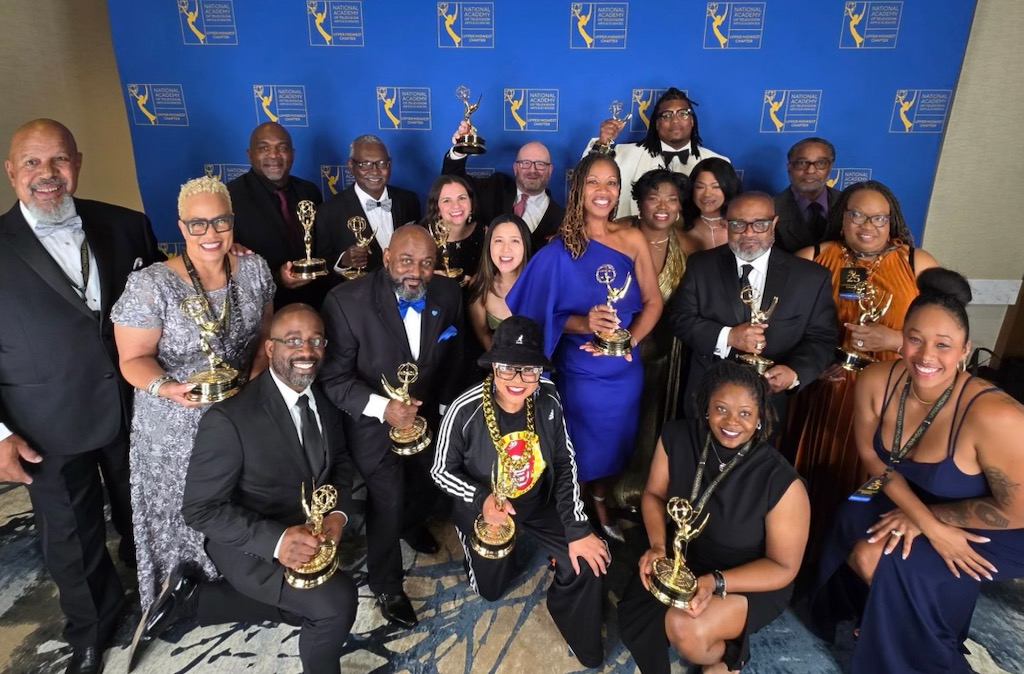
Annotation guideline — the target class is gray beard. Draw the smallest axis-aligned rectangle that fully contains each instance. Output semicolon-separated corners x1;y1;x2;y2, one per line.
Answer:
27;193;75;223
729;238;774;262
390;276;427;302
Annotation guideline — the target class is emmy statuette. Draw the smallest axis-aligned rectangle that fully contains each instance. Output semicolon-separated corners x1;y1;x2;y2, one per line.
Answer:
453;85;486;155
290;200;328;279
179;295;239;403
431;219;463;279
381;363;432;456
337;216;375;280
284;482;341;589
649;497;710;609
591;99;632;156
593;263;634;356
836;280;893;371
737;286;779;374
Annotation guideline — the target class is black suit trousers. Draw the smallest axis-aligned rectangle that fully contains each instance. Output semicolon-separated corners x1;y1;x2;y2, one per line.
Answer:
361;446;441;595
197;571;357;674
24;434;132;648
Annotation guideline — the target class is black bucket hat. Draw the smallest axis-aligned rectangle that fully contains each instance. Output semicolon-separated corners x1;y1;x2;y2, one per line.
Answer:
477;315;553;370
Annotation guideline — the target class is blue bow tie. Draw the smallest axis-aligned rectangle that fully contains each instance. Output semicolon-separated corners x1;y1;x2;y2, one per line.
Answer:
398;296;425;319
36;215;83;238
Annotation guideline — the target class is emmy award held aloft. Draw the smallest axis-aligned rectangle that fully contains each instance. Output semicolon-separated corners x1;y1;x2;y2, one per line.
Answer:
291;200;328;279
453;85;486;154
284;482;341;589
591;99;632;156
381;363;432;455
593;263;634;356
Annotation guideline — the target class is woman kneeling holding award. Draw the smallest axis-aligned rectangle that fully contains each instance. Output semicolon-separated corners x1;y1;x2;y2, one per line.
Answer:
431;316;611;668
619;360;809;673
112;176;275;610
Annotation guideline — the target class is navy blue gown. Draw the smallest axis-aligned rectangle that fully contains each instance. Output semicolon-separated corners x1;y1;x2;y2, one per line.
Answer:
812;366;1024;674
507;237;643;482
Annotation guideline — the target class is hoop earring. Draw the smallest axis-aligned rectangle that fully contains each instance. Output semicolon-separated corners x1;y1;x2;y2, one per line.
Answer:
958;358;967;373
756;421;762;430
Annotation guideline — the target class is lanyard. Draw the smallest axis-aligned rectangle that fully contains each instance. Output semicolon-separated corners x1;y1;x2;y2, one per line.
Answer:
688;432;756;515
182;252;233;337
888;375;956;467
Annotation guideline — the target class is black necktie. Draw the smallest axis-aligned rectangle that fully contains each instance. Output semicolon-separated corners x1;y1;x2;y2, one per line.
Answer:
806;201;827;240
662;148;690;168
739;264;754;322
296;394;325;477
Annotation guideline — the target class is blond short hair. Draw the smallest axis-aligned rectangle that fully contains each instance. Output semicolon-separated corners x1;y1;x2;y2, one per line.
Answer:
177;176;232;218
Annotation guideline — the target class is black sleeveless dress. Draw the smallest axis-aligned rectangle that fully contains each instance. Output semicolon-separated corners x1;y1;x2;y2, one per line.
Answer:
619;420;802;672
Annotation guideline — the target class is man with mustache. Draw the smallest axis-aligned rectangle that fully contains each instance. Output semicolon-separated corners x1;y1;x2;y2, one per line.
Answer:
0;119;163;674
442;122;564;251
228;122;325;308
314;134;421;284
133;304;357;674
320;225;464;629
773;137;840;253
669;191;836;447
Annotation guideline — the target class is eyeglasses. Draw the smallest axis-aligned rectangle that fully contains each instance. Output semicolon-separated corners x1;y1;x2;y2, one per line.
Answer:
352;159;391;171
182;215;234;236
270;337;328;349
789;158;831;171
726;219;773;233
514;160;551;170
494;363;544;383
656;109;694;121
845;209;890;228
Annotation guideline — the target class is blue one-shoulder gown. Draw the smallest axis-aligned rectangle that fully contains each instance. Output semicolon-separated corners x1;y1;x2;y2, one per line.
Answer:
507;237;643;482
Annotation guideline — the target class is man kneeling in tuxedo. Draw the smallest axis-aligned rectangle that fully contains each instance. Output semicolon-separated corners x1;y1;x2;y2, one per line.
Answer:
132;304;357;674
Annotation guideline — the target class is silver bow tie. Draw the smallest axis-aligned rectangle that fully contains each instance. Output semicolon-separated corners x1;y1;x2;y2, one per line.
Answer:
365;198;393;212
36;215;83;238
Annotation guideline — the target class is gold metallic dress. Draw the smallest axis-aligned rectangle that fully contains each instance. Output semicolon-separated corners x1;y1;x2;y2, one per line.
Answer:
615;231;687;508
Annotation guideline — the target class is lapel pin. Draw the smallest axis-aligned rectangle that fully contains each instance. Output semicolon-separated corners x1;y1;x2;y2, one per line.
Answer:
431;309;438;316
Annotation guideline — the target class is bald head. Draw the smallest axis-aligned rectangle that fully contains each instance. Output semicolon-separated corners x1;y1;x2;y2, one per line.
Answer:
6;119;82;221
266;303;326;392
271;303;323;333
247;122;294;186
725;191;775;218
513;141;553;196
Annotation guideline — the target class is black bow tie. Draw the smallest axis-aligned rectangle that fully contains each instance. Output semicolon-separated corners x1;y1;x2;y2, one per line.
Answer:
662;149;690;167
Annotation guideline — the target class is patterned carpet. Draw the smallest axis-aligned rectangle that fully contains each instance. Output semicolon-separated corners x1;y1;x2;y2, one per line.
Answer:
1;480;1021;674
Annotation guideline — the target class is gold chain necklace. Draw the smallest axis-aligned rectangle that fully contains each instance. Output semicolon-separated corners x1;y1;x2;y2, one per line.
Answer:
482;374;535;471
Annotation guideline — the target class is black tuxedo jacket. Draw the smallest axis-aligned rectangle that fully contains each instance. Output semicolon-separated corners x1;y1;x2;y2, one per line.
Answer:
773;186;840;254
182;370;354;606
670;245;837;404
441;153;564;251
319;268;464;476
313;184;421;285
227;169;324;307
0;199;162;455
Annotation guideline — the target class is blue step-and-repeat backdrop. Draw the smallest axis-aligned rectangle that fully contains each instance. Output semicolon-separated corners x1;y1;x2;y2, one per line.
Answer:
107;0;977;247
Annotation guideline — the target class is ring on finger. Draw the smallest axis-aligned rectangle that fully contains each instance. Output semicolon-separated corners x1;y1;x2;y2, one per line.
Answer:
856;340;865;348
889;529;904;538
756;342;765;349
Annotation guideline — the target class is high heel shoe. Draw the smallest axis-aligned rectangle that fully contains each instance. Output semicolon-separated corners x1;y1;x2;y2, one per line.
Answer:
601;522;625;543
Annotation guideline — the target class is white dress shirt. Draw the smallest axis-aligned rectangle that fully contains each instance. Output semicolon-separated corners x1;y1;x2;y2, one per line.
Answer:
353;183;395;250
0;203;103;444
715;248;772;358
361;294;422;422
516;190;550;233
267;368;347;559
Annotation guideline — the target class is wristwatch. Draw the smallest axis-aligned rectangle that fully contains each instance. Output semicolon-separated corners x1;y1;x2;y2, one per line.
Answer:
712;569;727;597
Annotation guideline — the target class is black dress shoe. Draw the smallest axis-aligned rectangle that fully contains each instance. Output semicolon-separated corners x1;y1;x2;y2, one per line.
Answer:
401;525;439;554
376;591;418;629
66;645;104;674
128;563;199;672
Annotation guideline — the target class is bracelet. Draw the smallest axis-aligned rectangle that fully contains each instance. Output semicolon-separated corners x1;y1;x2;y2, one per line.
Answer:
711;569;727;597
146;374;174;397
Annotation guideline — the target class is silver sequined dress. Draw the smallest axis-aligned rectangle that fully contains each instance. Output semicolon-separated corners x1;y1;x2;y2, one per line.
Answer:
110;254;275;608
